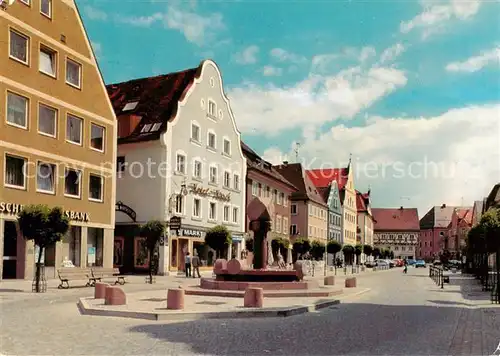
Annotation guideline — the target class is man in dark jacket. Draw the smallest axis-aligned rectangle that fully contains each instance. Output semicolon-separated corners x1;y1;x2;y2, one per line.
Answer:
191;251;201;278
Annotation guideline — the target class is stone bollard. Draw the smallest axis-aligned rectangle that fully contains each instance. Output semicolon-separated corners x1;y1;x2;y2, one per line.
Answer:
243;287;264;308
104;286;126;305
227;258;242;275
167;288;185;310
94;282;109;299
345;277;357;288
293;261;307;281
324;275;335;286
213;259;228;275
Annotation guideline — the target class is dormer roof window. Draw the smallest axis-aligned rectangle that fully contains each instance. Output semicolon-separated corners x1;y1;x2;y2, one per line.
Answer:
122;101;139;112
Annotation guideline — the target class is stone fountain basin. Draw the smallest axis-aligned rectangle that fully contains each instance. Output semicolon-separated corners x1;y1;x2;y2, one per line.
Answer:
215;269;299;282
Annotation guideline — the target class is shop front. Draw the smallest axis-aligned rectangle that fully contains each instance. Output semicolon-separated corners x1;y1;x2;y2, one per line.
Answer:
169;226;214;272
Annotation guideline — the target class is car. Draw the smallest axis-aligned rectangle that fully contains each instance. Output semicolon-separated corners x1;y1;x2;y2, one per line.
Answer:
374;259;389;268
415;260;426;268
407;259;416;265
365;261;376;268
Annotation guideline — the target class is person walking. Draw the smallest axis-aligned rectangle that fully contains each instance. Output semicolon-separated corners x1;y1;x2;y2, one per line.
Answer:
185;252;192;277
403;259;408;274
191;251;201;278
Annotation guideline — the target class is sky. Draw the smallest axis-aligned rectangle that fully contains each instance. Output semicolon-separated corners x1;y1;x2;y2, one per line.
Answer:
80;0;500;216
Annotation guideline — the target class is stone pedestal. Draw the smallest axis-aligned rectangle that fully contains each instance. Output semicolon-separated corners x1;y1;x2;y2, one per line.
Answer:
167;288;184;310
324;276;335;285
345;277;357;288
243;287;263;308
94;282;109;299
104;286;126;305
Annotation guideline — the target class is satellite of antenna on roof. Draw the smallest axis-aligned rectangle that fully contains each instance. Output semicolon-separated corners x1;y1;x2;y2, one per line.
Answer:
293;142;301;163
0;0;16;10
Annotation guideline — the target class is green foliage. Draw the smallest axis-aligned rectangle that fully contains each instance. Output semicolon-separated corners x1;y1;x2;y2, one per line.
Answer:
342;244;354;255
354;244;363;256
363;244;373;256
327;240;342;255
310;240;326;260
293;239;311;255
272;237;289;250
140;220;166;250
373;247;381;258
18;205;69;250
245;238;254;252
205;225;231;256
480;208;500;252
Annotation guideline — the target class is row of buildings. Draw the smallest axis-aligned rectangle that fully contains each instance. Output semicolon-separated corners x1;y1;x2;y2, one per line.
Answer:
0;0;385;280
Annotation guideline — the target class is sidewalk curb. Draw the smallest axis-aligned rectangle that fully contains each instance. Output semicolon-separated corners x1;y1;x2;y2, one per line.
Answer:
77;297;342;321
337;288;371;301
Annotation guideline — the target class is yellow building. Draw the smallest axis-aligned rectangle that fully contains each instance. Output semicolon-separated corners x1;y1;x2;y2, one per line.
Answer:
0;0;117;280
341;164;357;246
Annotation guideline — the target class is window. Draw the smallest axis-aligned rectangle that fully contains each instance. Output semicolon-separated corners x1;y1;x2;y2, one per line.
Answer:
252;181;258;196
279;192;284;205
117;156;126;173
208;100;216;116
276;215;282;233
208;132;216;149
223;205;230;222
66;58;81;88
66;114;82;145
151;123;162;132
141;124;151;133
291;204;298;215
266;186;271;198
7;92;28;128
209;165;217;184
233;174;240;190
19;0;30;4
193;160;202;179
38;104;57;137
36;162;55;193
193;198;201;218
273;189;278;202
89;174;103;202
175;195;184;215
4;155;26;189
90;124;105;151
191;123;200;142
223;171;230;188
284;195;288;207
40;0;52;17
291;224;297;235
258;183;262;196
209;202;217;220
176;153;186;174
64;168;81;197
232;207;238;223
38;45;57;78
223;138;231;155
283;217;289;234
9;30;29;64
122;101;138;111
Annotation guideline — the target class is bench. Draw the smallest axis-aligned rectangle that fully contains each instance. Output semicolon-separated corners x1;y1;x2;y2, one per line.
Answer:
91;267;126;285
57;268;93;289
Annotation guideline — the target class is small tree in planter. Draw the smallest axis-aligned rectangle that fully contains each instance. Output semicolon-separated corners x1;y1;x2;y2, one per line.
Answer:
363;244;373;263
293;239;311;260
355;244;363;265
272;237;289;258
140;220;166;284
327;240;342;263
342;244;355;265
18;205;69;293
205;225;231;259
373;247;381;259
311;241;326;260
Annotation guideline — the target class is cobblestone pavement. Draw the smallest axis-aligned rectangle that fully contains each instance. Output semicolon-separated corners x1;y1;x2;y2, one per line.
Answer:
1;268;499;355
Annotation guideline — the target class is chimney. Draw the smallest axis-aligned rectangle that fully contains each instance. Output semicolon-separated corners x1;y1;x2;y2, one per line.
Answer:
400;206;403;210
117;114;141;138
283;161;288;166
441;204;446;209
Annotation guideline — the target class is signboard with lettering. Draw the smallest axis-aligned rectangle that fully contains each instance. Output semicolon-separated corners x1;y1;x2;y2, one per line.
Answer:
0;202;90;222
178;228;203;238
169;216;182;230
188;184;231;202
115;201;136;222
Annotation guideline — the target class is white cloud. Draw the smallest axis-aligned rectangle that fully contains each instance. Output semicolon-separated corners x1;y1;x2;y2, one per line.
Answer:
262;65;283;77
234;45;259;65
311;46;376;74
400;0;482;39
84;6;108;21
379;43;405;64
91;41;102;59
261;104;500;214
229;65;407;136
270;48;307;64
446;47;500;73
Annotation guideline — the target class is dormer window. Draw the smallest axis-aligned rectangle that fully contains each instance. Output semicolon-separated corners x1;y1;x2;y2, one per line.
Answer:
141;124;152;133
208;100;216;117
123;101;138;112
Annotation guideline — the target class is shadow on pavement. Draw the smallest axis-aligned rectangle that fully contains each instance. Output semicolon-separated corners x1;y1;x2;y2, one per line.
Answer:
448;275;493;303
128;303;500;356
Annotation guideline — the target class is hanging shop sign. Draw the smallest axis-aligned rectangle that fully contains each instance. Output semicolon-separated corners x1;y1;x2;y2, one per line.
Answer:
0;202;90;222
188;184;231;202
169;216;182;230
115;201;137;222
174;227;204;238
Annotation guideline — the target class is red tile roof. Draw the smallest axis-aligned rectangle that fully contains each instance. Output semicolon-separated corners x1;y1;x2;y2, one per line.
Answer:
356;191;368;212
372;208;420;231
106;64;201;144
306;168;349;190
275;163;327;206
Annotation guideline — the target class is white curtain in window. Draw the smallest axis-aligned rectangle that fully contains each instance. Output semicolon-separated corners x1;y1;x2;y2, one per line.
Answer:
7;93;27;126
37;164;54;191
67;116;81;143
40;51;55;75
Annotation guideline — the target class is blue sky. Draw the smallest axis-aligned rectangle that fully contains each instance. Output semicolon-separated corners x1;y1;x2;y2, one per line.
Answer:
80;0;500;214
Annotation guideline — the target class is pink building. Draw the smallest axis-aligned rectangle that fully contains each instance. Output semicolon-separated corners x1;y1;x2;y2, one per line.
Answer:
446;207;472;259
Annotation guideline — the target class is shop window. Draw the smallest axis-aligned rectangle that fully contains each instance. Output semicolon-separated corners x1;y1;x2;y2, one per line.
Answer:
68;226;81;266
87;227;104;267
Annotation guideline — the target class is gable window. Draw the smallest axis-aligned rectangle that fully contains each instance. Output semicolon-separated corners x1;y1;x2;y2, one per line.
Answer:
209;165;218;184
252;181;258;196
283;217;289;234
223;205;230;222
291;224;298;235
266;186;271;198
64;168;81;197
36;162;55;193
176;153;186;174
223;138;231;156
276;215;282;233
66;114;83;145
9;30;29;64
278;192;284;205
233;174;240;191
39;46;56;77
175;195;184;215
38;104;57;137
291;204;298;215
89;174;104;202
208;132;216;150
191;123;200;143
232;207;238;224
40;0;52;18
209;202;217;220
193;198;201;218
5;155;26;189
90;123;105;151
66;58;81;88
284;195;288;207
7;92;28;129
208;100;216;117
193;160;202;179
223;171;230;188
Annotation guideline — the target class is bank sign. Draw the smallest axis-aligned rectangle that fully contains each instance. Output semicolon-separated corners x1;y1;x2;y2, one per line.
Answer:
0;202;90;222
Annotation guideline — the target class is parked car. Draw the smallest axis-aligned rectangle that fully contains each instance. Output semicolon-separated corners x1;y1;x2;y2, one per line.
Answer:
415;260;426;268
365;261;376;268
407;259;416;265
374;259;389;268
385;259;396;268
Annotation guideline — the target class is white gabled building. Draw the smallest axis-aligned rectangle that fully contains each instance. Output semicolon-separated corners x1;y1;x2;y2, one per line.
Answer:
108;60;246;275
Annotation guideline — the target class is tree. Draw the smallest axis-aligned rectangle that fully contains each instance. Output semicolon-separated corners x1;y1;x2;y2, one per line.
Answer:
373;247;381;259
342;244;355;265
311;241;326;260
17;205;69;293
327;240;342;259
245;238;254;252
139;220;165;284
205;225;231;259
354;244;363;265
478;208;500;302
293;239;311;259
363;244;373;260
271;238;289;257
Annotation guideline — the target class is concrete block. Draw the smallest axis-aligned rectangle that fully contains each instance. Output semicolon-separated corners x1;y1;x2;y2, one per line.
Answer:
94;282;109;299
324;276;335;286
243;287;264;308
345;277;357;288
167;288;185;310
104;286;126;305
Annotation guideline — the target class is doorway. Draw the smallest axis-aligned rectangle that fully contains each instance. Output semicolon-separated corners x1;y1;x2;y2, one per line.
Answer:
2;221;18;279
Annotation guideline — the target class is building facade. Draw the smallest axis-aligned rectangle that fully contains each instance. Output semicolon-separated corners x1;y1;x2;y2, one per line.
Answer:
275;162;328;246
108;60;246;275
446;207;472;259
356;190;374;249
319;181;342;242
0;0;117;280
242;143;297;261
372;207;419;260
